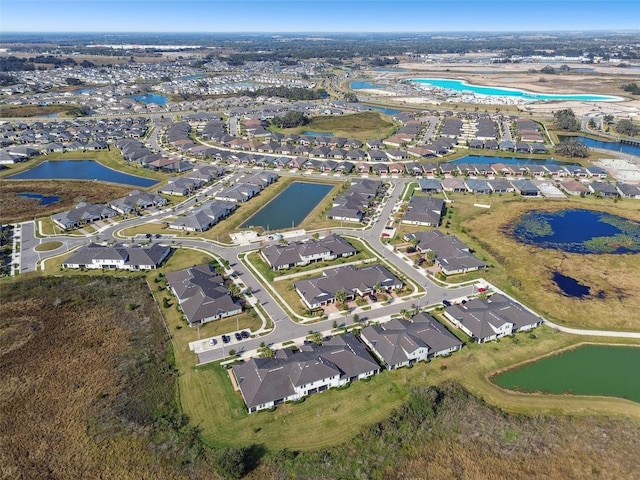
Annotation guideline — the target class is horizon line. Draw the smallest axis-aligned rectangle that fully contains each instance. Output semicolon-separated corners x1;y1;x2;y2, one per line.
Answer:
3;29;640;34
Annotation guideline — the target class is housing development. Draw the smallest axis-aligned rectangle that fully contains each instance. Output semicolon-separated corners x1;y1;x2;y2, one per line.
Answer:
2;28;640;479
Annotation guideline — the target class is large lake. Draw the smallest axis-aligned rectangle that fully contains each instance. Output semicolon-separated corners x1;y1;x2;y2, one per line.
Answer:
512;208;640;254
492;345;640;403
7;160;158;188
411;78;623;102
558;135;640;157
241;182;333;231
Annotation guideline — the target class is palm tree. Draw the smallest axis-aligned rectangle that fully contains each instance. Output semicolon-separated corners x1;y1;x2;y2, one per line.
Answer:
334;289;346;305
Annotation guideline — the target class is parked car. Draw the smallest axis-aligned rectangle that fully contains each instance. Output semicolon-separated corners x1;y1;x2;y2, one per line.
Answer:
442;299;451;307
209;338;216;346
234;332;242;341
241;330;250;339
369;294;377;302
222;335;230;344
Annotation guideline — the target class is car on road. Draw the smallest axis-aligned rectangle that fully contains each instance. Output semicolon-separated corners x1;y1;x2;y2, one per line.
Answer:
234;332;242;341
222;335;230;344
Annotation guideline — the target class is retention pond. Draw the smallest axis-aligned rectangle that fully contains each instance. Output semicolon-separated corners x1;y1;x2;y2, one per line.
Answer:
492;345;640;403
241;181;334;231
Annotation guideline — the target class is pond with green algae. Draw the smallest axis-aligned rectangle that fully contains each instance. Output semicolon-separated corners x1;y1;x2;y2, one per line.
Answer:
492;344;640;403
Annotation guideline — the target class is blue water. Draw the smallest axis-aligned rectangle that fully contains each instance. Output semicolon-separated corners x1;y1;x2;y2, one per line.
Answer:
17;192;60;206
131;93;168;106
367;106;402;115
513;209;640;254
181;74;204;80
451;155;570;166
411;78;623;102
302;131;334;137
558;135;640;157
7;160;158;188
241;182;333;230
552;272;590;298
350;81;382;90
73;87;96;94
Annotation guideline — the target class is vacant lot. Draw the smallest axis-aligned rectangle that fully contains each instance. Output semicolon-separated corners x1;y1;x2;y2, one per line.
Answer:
277;111;396;141
0;275;217;480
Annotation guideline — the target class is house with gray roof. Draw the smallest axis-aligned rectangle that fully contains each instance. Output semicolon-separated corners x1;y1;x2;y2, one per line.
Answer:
401;196;444;227
169;200;237;232
443;294;543;343
166;264;242;327
232;334;380;413
108;190;167;214
588;181;619;198
406;230;486;275
261;234;356;270
616;183;640;199
294;264;402;309
63;243;170;271
360;314;462;370
52;202;117;230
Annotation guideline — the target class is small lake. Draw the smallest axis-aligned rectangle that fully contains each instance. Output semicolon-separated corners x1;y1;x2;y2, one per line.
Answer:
73;87;96;94
492;345;640;403
241;182;333;231
411;78;623;102
552;271;590;298
350;81;382;90
451;155;570;166
512;209;640;254
558;135;640;157
7;160;158;188
131;93;168;106
17;192;60;206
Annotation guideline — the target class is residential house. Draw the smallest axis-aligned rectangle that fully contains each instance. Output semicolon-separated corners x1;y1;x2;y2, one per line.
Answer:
360;314;462;370
63;243;171;271
406;230;486;275
443;294;544;343
232;334;380;413
261;234;356;270
294;264;402;309
166;264;242;327
401;196;445;227
52;202;117;230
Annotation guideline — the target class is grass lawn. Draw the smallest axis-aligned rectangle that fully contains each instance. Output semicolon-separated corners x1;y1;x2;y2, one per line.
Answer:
274;111;397;142
34;241;62;252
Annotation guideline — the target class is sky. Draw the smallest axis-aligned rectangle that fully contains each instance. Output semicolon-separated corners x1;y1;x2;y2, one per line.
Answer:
1;0;638;33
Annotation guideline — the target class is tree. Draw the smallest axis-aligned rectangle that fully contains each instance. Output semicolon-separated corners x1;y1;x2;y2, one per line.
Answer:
214;447;247;480
353;313;360;323
258;342;274;358
540;65;556;74
554;109;579;131
308;331;323;345
334;289;347;305
555;138;590;158
271;111;310;128
400;308;410;320
615;119;638;137
65;77;83;86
